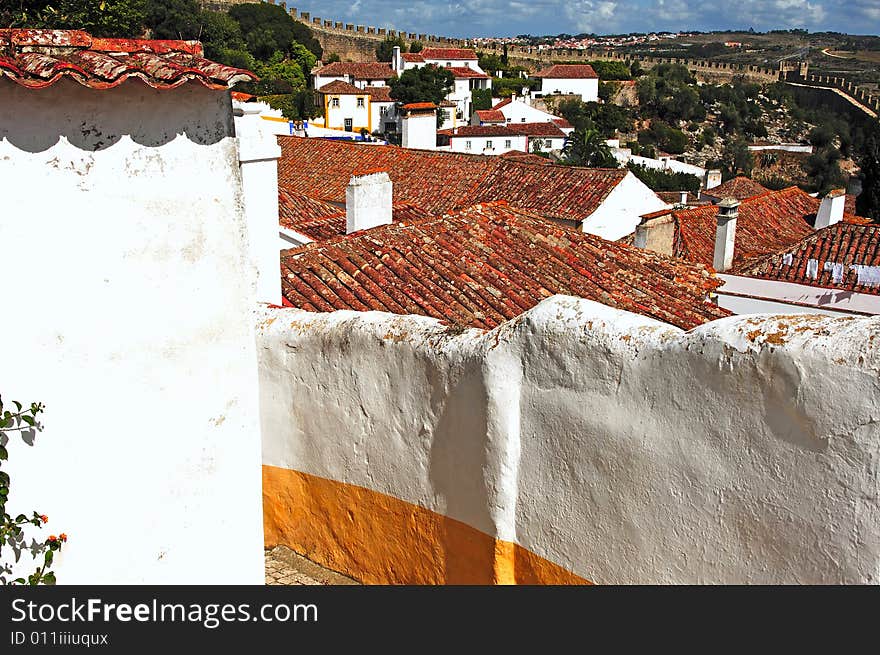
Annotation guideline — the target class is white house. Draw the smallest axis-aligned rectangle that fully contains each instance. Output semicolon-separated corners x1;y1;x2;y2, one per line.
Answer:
448;66;492;121
401;102;438;150
317;80;371;133
437;125;528;155
313;61;395;90
0;29;267;583
492;96;572;132
394;47;484;74
532;64;599;102
509;122;569;152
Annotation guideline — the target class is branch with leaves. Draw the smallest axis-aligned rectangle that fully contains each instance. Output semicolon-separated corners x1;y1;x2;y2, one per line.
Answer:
0;397;66;585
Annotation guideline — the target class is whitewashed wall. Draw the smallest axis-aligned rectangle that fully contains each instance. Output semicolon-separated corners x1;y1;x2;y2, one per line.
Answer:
258;296;880;584
582;172;670;240
0;79;265;584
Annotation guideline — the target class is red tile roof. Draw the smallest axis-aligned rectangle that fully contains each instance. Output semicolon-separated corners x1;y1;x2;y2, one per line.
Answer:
279;188;433;240
733;223;880;295
277;136;629;223
419;48;478;61
317;80;364;95
279;202;729;330
552;117;574;130
438;125;520;138
492;98;513;110
534;64;598;79
671;186;871;269
315;61;395;79
446;66;490;79
0;29;255;90
401;102;437;111
499;151;552;165
364;85;392;102
401;52;425;63
475;109;506;123
701;176;768;202
508;122;567;138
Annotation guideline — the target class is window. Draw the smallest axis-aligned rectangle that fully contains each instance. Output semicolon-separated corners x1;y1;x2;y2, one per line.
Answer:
504;139;511;148
465;140;472;150
357;97;365;107
521;117;526;122
331;97;339;108
486;140;493;149
506;118;511;123
446;62;452;67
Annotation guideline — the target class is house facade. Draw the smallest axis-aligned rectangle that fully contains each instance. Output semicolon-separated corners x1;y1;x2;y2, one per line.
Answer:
532;64;599;102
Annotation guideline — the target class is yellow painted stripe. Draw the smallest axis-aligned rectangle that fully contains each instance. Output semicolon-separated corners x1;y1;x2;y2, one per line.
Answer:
260;116;290;123
263;465;591;585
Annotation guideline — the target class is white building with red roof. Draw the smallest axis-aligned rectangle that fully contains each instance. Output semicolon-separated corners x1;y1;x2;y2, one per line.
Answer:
532;64;599;102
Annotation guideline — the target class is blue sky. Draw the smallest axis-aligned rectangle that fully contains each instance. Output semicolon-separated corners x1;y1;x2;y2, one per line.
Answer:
292;1;880;38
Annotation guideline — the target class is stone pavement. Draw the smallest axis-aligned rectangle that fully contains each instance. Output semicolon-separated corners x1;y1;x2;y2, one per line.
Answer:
265;545;360;585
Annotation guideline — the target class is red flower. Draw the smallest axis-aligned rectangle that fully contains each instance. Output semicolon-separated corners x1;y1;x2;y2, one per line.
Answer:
48;535;57;542
59;533;67;542
40;515;48;523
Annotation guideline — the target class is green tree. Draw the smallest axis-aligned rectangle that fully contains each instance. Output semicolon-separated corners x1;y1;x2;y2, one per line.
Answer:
144;0;200;39
409;40;423;54
721;137;755;178
324;52;341;63
857;123;880;221
2;0;147;37
805;147;847;194
389;66;454;106
471;88;492;112
228;1;321;60
376;35;406;62
563;128;618;168
627;163;701;193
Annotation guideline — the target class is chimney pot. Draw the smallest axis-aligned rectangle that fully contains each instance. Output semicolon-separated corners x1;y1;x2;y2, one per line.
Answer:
346;171;393;234
713;198;739;272
815;188;846;229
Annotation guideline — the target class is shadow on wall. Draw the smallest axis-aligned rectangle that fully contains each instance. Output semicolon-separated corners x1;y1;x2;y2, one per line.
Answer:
0;78;234;153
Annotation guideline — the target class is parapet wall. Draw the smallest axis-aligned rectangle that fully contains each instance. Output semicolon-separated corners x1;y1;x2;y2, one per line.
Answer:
258;295;880;584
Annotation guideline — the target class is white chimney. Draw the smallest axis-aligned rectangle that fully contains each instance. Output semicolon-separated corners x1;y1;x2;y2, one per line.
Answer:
713;198;739;272
346;171;392;234
815;188;846;229
392;45;402;73
679;190;688;204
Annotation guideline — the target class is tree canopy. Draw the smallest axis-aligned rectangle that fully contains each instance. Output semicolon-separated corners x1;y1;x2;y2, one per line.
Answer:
376;35;406;62
389;66;454;106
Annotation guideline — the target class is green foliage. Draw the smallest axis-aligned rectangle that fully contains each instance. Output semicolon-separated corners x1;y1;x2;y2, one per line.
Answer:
2;0;147;37
562;128;618;168
720;137;755;178
228;1;321;60
637;64;705;124
262;89;323;121
0;396;65;586
588;60;631;81
555;98;632;138
638;120;689;154
389;66;454;106
144;0;201;39
252;51;308;94
324;52;341;63
857;123;880;221
409;40;423;54
805;147;847;194
471;88;493;112
477;52;505;74
627;163;701;193
376;35;406;62
491;76;538;98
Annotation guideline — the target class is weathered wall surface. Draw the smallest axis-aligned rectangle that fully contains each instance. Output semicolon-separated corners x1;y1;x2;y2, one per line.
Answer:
0;79;265;584
258;296;880;584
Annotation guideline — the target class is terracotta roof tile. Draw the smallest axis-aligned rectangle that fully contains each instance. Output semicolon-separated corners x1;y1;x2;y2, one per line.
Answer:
401;52;425;63
733;223;880;295
277;136;628;224
280;202;729;330
672;186;869;268
499;151;551;165
492;98;513;110
279;188;432;240
446;66;489;79
315;61;394;79
364;85;392;102
508;122;567;138
419;48;478;60
702;177;768;201
0;29;255;90
317;80;364;95
438;125;520;138
534;64;598;79
475;109;506;123
552;117;574;129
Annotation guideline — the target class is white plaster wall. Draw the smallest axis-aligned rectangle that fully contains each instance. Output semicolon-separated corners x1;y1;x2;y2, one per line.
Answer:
424;58;483;72
498;99;561;124
402;113;436;150
258;296;880;583
582;172;670;240
0;79;265;584
717;275;880;316
448;134;528;155
539;78;598;102
325;93;370;131
628;154;707;178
